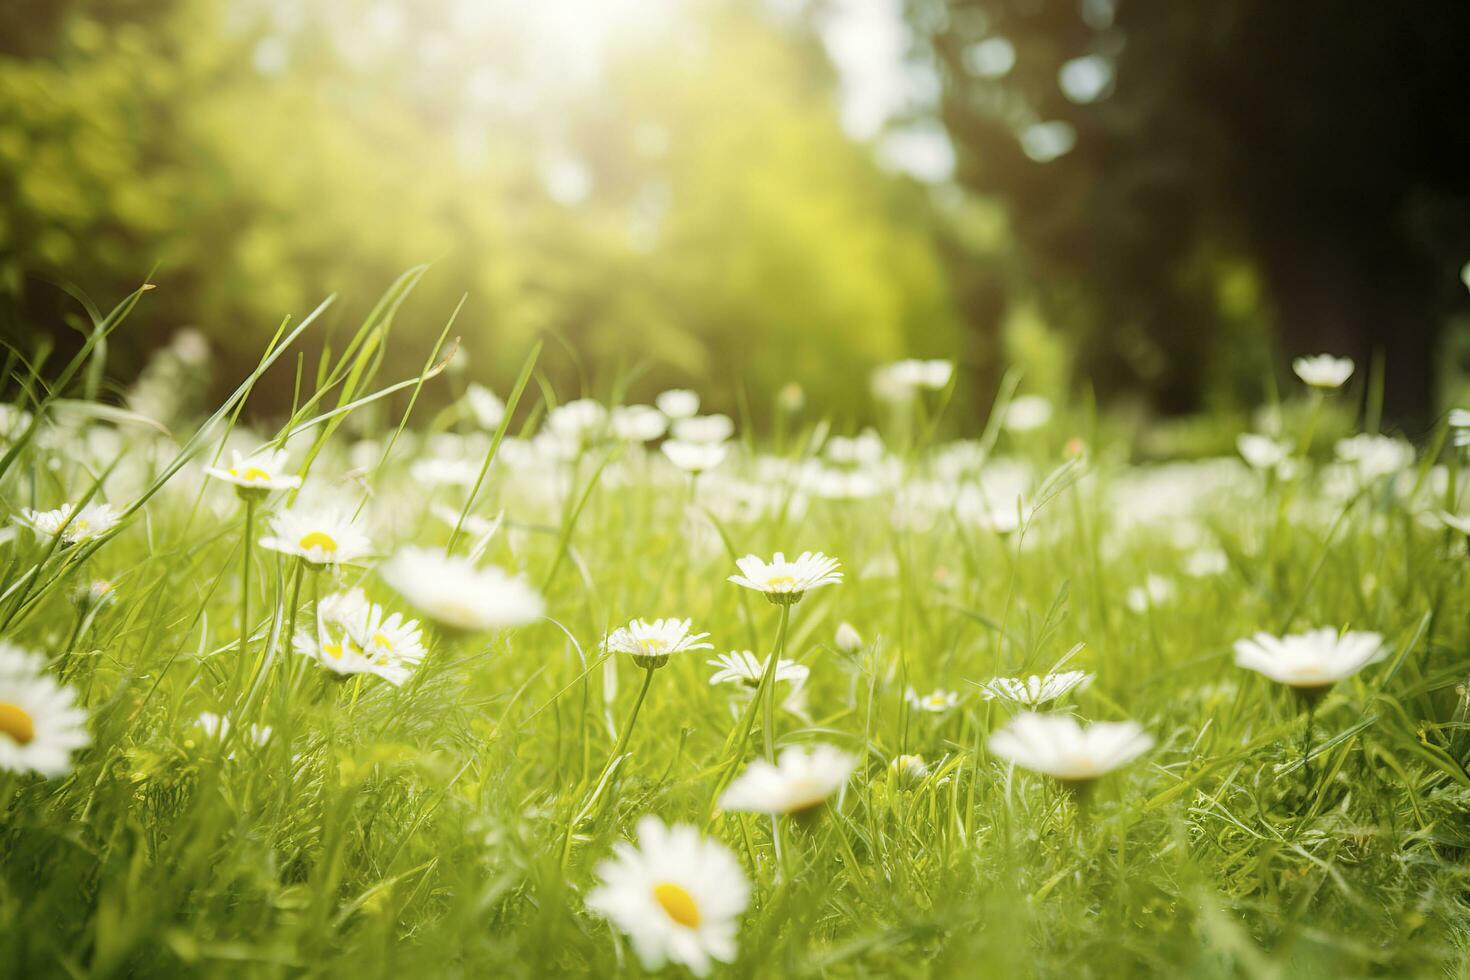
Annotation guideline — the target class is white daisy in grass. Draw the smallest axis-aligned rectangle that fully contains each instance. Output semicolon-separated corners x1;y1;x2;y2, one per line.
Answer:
546;398;609;447
891;753;930;784
988;712;1153;783
316;588;427;677
1236;433;1291;471
1004;395;1053;433
464;383;505;430
728;551;842;605
655;388;700;420
317;587;373;630
0;643;88;777
834;621;864;653
706;651;808;690
585;815;749;977
977;671;1092;708
661;439;727;474
873;359;953;401
294;625;413;686
259;507;371;566
719;743;858;815
17;502;120;544
1232;628;1386;695
1335;434;1415;482
203;447;302;494
194;712;272;746
610;404;668;443
380;547;544;632
906;687;959;713
1292;353;1355;389
604;618;713;669
672;414;734;445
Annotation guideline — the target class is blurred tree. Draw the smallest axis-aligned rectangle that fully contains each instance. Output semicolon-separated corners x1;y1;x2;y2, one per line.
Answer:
919;0;1470;427
0;0;969;421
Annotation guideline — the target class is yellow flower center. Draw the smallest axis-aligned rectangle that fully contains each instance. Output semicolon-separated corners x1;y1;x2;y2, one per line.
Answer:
322;642;346;661
0;702;35;745
231;466;273;482
298;531;338;553
653;882;701;928
372;631;393;652
765;574;797;590
638;638;668;655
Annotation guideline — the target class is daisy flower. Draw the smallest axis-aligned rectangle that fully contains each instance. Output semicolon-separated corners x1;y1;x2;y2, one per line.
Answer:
1335;434;1414;481
203;447;302;494
719;743;858;815
610;405;669;443
1004;395;1053;433
891;753;930;784
1292;354;1355;389
380;547;545;632
546;399;609;448
671;414;734;445
977;671;1092;708
315;588;427;680
728;551;842;605
906;687;959;713
706;651;808;690
655;388;700;420
1232;628;1386;695
259;507;372;566
834;621;864;653
988;712;1153;784
585;815;749;977
1236;433;1291;471
661;440;727;474
0;643;89;778
464;383;506;430
294;625;414;686
603;618;713;669
17;502;120;544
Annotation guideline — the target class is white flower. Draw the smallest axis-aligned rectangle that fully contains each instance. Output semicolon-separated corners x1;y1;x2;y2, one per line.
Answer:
585;816;749;977
1292;354;1355;389
1335;434;1414;481
1437;511;1470;536
294;624;413;686
977;671;1092;707
891;753;929;783
906;687;959;713
824;430;885;466
988;712;1153;782
661;440;728;473
706;651;808;689
0;403;34;440
0;643;89;777
610;405;669;443
672;414;734;445
1126;575;1176;613
195;712;272;746
1183;548;1229;578
314;588;427;683
1004;395;1053;432
1232;628;1386;690
719;743;858;814
603;618;712;667
834;622;863;653
728;551;842;604
17;502;120;543
464;384;506;430
380;547;544;632
203;447;302;492
410;456;481;488
871;359;953;401
546;399;608;448
1449;409;1470;449
259;507;372;566
1237;433;1291;471
655;389;700;419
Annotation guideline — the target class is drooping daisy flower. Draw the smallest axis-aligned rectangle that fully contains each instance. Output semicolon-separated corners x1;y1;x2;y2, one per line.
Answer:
603;618;713;669
706;651;808;689
672;414;734;445
906;687;959;713
719;743;858;814
988;712;1153;783
1236;433;1291;471
0;643;89;777
585;815;749;978
17;502;120;544
380;547;545;632
728;551;842;605
977;671;1092;708
1232;628;1386;695
1292;354;1355;389
655;389;700;420
259;507;372;566
610;404;669;443
203;447;302;494
661;440;728;474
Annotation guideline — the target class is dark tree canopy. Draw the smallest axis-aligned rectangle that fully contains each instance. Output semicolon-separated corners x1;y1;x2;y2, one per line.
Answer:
923;0;1470;426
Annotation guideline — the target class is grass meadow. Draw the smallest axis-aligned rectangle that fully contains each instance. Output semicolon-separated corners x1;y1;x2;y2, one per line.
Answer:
2;281;1469;978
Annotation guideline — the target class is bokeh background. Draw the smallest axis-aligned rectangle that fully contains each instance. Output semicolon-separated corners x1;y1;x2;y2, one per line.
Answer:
2;0;1469;429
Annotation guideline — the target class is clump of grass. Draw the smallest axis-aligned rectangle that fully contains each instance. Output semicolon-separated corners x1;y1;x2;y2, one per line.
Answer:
0;282;1467;977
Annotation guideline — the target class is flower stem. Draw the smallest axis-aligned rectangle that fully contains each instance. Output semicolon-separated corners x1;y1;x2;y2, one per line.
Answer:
231;495;257;699
562;664;658;866
762;603;792;764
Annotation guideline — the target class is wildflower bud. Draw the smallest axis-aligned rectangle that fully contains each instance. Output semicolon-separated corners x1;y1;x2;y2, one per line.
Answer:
835;622;863;653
